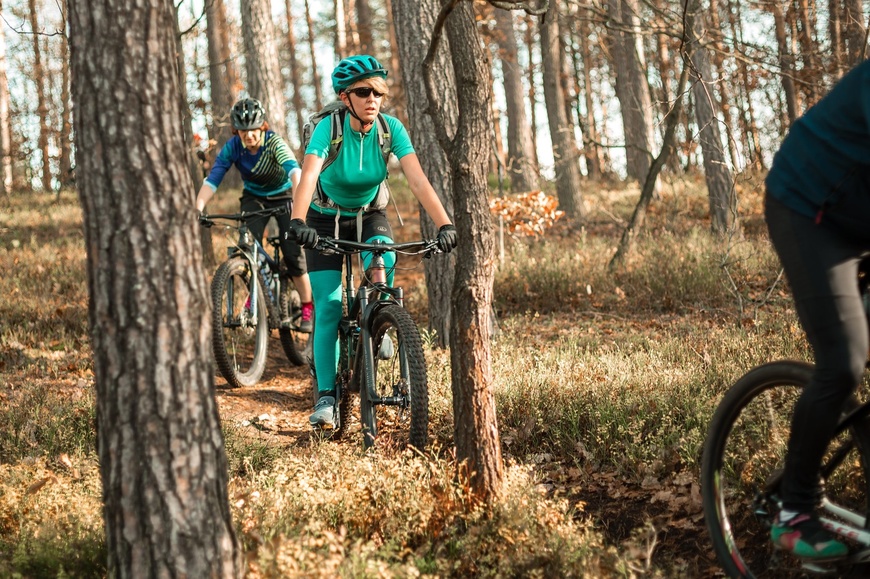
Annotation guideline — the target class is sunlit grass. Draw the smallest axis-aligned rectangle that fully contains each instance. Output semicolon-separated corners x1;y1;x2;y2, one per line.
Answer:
1;177;802;575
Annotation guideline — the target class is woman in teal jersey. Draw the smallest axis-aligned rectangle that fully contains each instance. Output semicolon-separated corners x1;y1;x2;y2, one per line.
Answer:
288;55;457;429
196;98;313;332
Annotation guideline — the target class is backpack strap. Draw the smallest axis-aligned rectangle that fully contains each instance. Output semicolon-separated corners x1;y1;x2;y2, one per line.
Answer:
375;113;391;165
321;108;347;174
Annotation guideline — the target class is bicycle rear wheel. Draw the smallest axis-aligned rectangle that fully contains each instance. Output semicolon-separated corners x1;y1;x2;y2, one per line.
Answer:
278;282;311;367
360;304;428;450
701;361;870;578
211;256;269;388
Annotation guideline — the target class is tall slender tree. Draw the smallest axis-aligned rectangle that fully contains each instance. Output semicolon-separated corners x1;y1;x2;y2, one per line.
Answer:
606;0;656;188
67;0;242;573
688;0;735;234
423;0;511;503
58;0;74;190
28;0;52;192
242;0;287;136
541;0;585;219
494;9;539;192
0;0;14;196
285;0;306;146
391;0;456;346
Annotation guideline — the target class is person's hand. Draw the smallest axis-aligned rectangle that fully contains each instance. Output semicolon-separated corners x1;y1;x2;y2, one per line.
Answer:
436;224;457;254
287;218;319;248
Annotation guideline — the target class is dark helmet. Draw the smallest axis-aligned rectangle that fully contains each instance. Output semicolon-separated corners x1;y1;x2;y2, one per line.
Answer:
231;98;266;130
331;55;388;94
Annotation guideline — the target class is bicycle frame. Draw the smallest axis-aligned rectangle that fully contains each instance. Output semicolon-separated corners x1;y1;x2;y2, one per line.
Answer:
342;250;409;408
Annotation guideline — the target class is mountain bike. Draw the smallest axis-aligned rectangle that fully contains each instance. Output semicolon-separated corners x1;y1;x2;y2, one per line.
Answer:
701;269;870;577
199;207;310;388
311;236;439;449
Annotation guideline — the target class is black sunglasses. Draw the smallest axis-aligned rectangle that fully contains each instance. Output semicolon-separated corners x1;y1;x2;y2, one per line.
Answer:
346;87;385;99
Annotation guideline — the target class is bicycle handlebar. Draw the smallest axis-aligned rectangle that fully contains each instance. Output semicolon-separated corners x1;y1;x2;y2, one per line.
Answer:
314;236;441;257
199;205;288;228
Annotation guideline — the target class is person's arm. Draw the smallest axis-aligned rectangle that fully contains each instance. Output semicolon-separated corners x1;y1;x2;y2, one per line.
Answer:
399;153;452;228
195;183;215;212
195;141;235;211
291;155;325;221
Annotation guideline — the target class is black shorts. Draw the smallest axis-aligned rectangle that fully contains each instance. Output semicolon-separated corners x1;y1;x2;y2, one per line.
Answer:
304;208;392;273
239;192;307;277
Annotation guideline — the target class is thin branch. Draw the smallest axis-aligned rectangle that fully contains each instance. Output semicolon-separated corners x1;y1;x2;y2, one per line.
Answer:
488;0;549;16
422;0;463;155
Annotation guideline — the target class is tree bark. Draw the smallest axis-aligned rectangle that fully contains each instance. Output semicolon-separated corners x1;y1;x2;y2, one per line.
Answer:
58;0;74;190
424;0;503;503
494;8;538;192
285;0;306;148
541;0;586;219
771;1;799;126
242;0;287;136
844;0;865;67
306;0;324;108
391;0;456;348
29;0;52;192
67;0;242;574
688;0;735;234
606;0;656;188
356;0;374;55
0;0;14;196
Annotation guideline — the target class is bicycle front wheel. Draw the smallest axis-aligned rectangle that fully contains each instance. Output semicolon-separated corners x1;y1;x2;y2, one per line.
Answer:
360;304;428;450
701;361;870;578
211;256;269;388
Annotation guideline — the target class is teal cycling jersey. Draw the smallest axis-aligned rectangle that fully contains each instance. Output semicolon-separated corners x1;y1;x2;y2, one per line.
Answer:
205;131;300;196
304;112;414;211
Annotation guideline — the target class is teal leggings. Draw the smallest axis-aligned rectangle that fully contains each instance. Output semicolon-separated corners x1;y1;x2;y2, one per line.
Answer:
310;235;395;393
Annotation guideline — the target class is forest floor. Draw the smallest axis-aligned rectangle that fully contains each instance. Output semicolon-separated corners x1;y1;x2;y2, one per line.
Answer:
211;245;724;576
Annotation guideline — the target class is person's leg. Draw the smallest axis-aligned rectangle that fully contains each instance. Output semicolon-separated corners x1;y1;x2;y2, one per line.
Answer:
274;201;313;330
304;210;345;427
239;193;269;248
360;210;395;286
765;194;866;558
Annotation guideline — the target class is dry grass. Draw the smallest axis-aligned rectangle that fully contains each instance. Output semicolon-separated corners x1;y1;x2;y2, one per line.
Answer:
0;174;808;576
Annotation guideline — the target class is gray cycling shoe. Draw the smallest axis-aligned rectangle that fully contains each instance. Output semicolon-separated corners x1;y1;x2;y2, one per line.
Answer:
309;395;335;429
378;334;394;360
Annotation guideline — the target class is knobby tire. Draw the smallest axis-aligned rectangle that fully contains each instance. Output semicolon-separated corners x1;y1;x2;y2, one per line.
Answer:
701;360;870;578
211;256;269;388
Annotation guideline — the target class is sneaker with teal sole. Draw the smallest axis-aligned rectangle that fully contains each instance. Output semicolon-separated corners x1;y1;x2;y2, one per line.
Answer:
309;395;335;429
771;512;848;560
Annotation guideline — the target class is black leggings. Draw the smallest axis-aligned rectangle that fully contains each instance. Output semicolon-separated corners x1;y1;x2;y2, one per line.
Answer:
239;192;307;277
765;194;870;512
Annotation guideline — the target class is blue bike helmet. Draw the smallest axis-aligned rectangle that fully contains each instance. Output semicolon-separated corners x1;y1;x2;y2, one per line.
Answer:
331;55;388;94
231;98;266;130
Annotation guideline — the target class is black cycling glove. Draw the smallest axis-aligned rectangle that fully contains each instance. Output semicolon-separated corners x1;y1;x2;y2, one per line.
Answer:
287;218;319;249
436;224;457;254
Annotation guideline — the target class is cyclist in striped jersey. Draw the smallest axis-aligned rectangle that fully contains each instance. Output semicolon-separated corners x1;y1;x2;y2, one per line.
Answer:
196;97;314;332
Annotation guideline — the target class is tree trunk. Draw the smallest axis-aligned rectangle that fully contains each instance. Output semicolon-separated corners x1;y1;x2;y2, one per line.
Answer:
0;0;14;196
794;0;820;106
29;0;52;192
541;0;585;219
578;11;602;178
356;0;374;55
844;0;865;66
606;0;656;188
688;2;735;234
391;0;456;348
242;0;287;136
58;0;74;190
285;0;306;148
828;0;844;77
384;0;408;125
524;15;540;169
424;0;503;503
307;0;324;108
494;9;538;192
334;0;347;58
67;0;242;574
770;2;799;126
